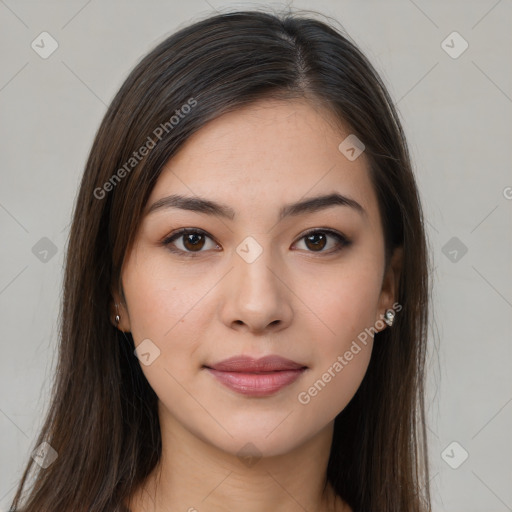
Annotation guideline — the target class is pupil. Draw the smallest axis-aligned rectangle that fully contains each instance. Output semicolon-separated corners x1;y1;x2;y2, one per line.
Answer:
184;233;204;251
306;233;326;251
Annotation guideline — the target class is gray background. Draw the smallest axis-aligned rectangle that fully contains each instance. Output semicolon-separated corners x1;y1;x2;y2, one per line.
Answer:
1;1;511;511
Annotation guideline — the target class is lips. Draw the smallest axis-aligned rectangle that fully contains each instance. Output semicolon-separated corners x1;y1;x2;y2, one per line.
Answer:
204;355;307;397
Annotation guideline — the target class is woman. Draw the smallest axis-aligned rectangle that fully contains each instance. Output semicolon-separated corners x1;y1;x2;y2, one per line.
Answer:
10;8;433;512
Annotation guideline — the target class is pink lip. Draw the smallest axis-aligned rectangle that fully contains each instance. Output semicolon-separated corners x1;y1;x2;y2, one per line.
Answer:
205;355;307;397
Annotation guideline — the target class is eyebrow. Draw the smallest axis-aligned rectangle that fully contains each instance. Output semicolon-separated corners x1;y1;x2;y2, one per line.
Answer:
145;192;366;222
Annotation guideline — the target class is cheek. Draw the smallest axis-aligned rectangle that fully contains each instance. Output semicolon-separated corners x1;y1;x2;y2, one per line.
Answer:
122;262;210;421
296;344;372;430
293;260;381;415
121;251;220;384
123;248;207;338
306;257;383;346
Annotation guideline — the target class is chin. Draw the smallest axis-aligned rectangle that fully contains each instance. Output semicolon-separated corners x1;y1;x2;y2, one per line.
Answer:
195;416;318;461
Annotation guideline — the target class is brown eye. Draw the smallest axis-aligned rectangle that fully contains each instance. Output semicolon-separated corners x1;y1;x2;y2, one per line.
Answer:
294;229;350;254
163;228;219;256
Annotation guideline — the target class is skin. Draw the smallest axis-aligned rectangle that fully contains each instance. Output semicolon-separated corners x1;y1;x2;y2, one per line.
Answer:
112;98;402;512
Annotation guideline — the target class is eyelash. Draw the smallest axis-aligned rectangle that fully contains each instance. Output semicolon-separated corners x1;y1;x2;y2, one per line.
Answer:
161;227;351;258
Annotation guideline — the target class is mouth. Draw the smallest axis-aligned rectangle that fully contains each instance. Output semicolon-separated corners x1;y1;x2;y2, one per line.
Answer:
203;355;308;397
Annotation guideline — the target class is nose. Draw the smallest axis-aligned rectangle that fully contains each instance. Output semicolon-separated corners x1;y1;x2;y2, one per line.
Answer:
219;243;294;334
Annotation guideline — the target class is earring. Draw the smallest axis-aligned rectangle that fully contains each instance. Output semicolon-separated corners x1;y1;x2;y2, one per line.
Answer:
383;308;395;327
114;303;120;326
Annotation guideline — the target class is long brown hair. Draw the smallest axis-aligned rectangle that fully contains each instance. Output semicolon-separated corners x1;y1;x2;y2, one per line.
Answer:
10;7;433;511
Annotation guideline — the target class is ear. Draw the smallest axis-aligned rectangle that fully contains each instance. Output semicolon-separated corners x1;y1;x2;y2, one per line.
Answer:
375;246;403;332
110;284;131;333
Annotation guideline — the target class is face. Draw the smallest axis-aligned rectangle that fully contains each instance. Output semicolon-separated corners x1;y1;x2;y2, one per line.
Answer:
113;98;401;458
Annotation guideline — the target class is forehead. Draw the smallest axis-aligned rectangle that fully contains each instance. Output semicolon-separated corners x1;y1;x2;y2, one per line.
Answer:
147;98;380;226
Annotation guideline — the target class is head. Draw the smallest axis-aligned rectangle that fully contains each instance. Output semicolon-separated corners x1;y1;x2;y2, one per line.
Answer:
11;8;431;512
